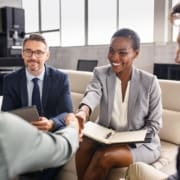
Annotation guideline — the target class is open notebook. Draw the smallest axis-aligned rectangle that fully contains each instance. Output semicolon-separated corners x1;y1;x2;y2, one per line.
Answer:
9;105;39;122
83;121;148;144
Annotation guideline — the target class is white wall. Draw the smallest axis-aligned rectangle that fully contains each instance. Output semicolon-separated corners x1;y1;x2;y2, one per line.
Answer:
48;42;177;73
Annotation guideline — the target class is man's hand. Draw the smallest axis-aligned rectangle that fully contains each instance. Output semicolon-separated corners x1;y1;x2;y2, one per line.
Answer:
31;117;54;131
65;113;76;125
65;113;83;142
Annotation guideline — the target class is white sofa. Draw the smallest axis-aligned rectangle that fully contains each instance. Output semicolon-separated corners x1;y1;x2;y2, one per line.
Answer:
57;69;180;180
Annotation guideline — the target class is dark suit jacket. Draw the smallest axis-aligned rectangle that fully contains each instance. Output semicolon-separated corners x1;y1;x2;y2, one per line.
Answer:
1;64;73;131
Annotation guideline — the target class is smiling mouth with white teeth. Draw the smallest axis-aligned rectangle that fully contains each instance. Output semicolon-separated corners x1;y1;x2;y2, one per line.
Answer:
111;62;121;66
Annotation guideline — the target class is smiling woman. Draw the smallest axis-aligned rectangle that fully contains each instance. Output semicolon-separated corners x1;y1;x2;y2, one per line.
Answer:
107;29;140;86
65;28;163;180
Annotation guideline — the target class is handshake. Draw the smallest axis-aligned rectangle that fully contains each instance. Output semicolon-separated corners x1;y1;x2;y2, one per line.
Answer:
65;105;90;142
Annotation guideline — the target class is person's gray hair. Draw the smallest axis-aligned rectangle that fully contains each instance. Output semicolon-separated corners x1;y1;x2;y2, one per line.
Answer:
23;33;49;51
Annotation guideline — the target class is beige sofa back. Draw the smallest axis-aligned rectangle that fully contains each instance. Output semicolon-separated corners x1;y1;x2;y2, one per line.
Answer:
60;69;99;121
159;80;180;145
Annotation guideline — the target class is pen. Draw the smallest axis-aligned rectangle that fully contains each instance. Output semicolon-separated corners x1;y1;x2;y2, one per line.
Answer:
105;132;112;139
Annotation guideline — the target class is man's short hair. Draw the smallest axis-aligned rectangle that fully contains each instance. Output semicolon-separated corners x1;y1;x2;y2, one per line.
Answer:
23;33;48;50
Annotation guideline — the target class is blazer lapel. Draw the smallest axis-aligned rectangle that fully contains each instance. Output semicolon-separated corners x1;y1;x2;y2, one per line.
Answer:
42;66;50;112
128;67;139;125
20;69;28;106
107;69;116;125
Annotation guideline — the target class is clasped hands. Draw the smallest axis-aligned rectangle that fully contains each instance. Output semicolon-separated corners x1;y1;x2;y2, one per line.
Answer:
65;110;87;142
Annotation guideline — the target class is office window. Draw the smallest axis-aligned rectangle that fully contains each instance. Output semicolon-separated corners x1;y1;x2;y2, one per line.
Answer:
88;0;117;45
42;32;60;47
21;0;159;46
61;0;84;46
22;0;39;32
119;0;154;43
22;0;60;47
41;0;60;30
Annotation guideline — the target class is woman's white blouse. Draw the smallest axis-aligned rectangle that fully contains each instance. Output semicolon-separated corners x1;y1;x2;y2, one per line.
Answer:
110;77;130;131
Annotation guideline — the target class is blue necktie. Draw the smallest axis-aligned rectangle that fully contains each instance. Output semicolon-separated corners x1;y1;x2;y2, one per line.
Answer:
32;78;41;114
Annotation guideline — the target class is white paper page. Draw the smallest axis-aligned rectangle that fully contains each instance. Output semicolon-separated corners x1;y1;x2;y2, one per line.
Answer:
109;129;147;144
83;121;114;143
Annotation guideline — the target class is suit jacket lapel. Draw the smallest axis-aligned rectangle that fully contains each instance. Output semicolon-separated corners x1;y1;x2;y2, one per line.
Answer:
107;69;116;125
128;67;139;125
42;65;50;111
20;69;28;106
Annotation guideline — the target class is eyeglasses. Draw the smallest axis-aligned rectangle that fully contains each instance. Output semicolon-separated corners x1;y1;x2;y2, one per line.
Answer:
23;49;46;58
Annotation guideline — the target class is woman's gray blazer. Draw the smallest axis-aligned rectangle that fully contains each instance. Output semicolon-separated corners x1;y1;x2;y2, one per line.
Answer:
81;64;162;151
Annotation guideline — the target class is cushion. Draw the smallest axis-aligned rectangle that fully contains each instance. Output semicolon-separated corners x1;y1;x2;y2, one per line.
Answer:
71;92;84;111
60;69;92;94
71;92;99;121
57;156;77;180
152;141;178;175
159;109;180;144
159;80;180;111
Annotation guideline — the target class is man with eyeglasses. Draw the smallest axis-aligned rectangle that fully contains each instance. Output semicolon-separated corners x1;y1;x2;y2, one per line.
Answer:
1;33;74;180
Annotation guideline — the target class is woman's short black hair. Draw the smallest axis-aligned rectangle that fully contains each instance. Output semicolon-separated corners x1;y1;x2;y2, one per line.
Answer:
111;28;140;50
170;2;180;16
